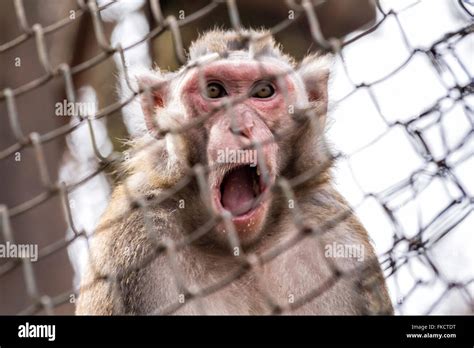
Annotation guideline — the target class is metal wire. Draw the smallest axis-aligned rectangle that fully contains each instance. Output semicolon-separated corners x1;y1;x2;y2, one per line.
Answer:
0;0;473;315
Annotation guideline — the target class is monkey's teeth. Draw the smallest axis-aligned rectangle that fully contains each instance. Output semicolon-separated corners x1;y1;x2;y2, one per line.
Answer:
256;167;260;176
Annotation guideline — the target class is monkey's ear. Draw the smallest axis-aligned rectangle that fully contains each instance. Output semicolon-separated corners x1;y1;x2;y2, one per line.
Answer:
136;71;169;135
297;54;331;111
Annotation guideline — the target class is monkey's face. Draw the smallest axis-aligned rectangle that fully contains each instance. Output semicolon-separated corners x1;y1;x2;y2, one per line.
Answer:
178;59;312;245
138;54;329;246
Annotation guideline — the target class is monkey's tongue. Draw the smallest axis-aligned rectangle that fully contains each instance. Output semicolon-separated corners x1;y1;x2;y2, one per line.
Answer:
221;167;257;216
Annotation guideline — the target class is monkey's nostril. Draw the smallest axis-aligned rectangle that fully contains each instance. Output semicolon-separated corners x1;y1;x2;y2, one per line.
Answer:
231;122;254;137
230;126;250;138
231;128;247;137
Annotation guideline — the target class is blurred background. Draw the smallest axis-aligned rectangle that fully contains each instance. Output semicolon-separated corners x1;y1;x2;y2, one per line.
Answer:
0;0;473;315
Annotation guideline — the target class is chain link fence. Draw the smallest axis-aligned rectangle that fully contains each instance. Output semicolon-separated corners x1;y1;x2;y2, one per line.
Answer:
0;0;473;315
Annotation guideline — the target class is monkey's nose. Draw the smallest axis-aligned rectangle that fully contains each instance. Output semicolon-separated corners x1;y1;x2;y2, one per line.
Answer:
229;111;254;138
230;123;253;138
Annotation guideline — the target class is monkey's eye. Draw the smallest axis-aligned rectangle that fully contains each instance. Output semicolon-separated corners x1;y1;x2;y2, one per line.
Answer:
206;82;227;99
252;83;275;98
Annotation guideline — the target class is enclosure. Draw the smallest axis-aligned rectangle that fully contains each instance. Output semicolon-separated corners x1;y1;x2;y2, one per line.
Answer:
0;0;473;315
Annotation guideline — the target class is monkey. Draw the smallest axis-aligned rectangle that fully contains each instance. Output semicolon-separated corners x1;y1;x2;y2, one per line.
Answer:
76;29;393;315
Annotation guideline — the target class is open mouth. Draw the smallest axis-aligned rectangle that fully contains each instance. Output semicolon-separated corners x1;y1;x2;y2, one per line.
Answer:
217;164;269;218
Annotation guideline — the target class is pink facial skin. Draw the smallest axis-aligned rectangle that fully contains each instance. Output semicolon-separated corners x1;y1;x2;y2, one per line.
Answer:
180;60;297;243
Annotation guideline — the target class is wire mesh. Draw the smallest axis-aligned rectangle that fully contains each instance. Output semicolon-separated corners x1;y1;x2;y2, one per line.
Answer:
0;0;473;315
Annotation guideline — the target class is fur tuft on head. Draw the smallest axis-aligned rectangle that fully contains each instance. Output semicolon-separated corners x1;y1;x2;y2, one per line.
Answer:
189;28;295;66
